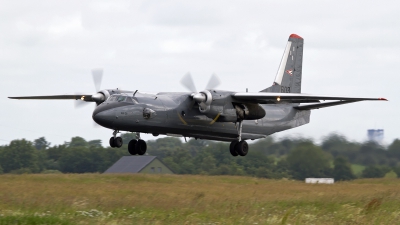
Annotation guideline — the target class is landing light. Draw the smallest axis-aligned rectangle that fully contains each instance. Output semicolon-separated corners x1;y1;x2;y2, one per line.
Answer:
277;97;281;102
81;96;85;100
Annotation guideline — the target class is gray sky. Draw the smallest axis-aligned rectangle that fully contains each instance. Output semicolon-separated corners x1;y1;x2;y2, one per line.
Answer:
0;0;397;146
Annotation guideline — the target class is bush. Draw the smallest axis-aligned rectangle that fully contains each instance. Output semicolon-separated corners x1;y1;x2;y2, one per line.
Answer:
362;165;386;178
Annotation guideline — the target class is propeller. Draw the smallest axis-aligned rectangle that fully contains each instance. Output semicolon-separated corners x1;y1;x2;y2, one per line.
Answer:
206;73;221;90
75;69;104;108
181;72;221;113
92;69;103;92
180;72;197;93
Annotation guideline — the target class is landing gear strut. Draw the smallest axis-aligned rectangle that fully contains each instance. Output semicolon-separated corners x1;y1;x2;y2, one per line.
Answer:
127;132;147;155
230;121;249;156
109;130;123;148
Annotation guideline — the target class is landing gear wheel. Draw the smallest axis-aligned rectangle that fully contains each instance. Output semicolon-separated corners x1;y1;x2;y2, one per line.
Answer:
230;140;239;156
235;140;248;156
114;137;123;148
109;137;116;148
128;139;138;155
136;139;147;155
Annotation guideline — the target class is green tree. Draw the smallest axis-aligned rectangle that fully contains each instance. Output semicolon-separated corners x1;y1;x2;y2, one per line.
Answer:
393;166;400;178
333;156;355;181
34;137;51;150
0;139;40;173
58;147;95;173
361;165;386;178
388;139;400;160
66;137;88;148
88;140;102;148
286;142;332;180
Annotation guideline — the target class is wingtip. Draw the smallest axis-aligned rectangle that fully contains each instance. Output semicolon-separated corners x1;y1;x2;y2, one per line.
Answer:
289;34;303;39
379;98;388;101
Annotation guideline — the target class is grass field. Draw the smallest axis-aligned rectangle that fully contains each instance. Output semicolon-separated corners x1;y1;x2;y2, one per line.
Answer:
0;174;400;224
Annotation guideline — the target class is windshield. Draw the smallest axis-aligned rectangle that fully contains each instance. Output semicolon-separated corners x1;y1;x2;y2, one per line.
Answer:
117;96;126;102
107;95;136;104
108;96;117;102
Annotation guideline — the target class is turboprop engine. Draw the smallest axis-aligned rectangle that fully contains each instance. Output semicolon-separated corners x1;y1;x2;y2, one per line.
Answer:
181;73;265;123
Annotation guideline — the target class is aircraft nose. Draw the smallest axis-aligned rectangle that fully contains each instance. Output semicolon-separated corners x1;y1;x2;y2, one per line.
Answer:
92;107;114;128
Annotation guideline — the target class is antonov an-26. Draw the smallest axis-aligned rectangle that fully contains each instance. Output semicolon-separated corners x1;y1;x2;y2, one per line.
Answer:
9;34;387;156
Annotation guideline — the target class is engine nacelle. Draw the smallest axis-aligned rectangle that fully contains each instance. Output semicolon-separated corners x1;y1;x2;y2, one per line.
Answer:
234;103;266;120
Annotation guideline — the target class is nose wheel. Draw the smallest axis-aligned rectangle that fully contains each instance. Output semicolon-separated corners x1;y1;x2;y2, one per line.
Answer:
109;137;123;148
109;130;123;148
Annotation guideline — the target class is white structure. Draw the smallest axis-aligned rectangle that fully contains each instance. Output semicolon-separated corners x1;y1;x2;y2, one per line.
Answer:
367;129;384;144
305;178;334;184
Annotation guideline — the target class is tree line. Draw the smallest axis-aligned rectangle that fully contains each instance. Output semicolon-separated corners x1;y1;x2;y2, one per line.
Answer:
1;133;400;181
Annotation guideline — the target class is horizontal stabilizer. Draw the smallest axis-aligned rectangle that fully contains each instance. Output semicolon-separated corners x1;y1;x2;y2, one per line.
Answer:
232;92;387;104
293;100;361;110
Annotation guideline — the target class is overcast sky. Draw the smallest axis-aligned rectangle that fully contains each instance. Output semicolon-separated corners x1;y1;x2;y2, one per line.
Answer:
0;0;398;146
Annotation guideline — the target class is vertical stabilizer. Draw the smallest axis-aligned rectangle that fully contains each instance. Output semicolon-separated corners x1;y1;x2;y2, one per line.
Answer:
262;34;304;93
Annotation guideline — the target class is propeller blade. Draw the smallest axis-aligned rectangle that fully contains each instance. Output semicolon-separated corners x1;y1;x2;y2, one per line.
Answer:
180;72;197;92
92;69;103;92
206;73;221;90
74;100;91;108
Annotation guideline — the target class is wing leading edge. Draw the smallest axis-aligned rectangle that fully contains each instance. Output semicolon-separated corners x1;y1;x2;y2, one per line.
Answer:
8;94;93;101
232;92;387;110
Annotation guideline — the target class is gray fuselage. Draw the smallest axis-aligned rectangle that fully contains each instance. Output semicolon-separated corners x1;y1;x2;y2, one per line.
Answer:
92;91;311;142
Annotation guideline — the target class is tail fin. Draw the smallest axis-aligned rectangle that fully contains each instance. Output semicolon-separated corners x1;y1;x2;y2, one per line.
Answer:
261;34;304;93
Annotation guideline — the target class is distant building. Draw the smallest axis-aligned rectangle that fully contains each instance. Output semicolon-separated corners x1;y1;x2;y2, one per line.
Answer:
305;178;334;184
104;156;174;174
367;129;384;143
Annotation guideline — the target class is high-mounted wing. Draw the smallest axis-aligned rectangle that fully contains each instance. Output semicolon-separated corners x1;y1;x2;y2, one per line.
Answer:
8;93;105;102
232;92;387;109
9;94;87;100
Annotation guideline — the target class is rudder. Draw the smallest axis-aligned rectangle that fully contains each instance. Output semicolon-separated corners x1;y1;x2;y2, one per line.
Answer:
261;34;304;93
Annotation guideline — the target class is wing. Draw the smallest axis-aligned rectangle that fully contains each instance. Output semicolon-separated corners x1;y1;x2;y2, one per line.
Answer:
232;92;387;109
8;94;94;101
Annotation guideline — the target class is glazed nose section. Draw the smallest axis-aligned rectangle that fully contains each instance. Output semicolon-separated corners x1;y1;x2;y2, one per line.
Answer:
92;107;114;128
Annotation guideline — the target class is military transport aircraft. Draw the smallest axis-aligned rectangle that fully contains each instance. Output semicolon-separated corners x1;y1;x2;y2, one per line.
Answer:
9;34;387;157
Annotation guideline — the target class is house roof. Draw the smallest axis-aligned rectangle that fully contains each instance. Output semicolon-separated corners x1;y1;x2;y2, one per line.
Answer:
104;156;157;173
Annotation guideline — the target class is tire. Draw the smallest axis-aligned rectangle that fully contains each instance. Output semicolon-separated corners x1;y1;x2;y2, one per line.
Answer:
128;139;138;155
235;140;249;156
230;140;239;156
136;139;147;155
114;137;123;148
109;137;116;148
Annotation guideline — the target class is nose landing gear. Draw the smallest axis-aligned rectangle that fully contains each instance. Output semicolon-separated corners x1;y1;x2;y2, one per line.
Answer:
109;130;123;148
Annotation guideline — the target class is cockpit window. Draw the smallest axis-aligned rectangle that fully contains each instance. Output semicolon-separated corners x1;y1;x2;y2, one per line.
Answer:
125;97;133;103
117;96;126;102
108;96;117;102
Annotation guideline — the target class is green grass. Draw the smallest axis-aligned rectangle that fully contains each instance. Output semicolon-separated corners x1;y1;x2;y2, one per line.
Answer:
1;174;400;224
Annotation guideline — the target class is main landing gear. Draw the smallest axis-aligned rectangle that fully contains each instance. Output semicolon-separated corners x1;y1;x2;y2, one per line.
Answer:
109;131;147;155
229;120;249;157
